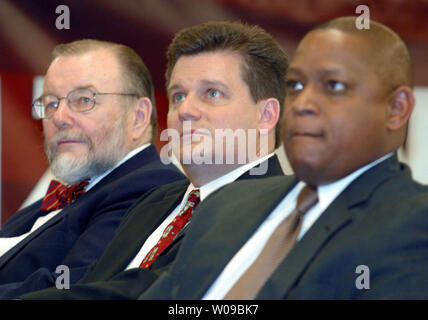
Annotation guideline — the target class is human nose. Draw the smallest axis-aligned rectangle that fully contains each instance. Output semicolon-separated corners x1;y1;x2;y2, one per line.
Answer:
177;93;202;122
51;98;75;129
288;86;320;116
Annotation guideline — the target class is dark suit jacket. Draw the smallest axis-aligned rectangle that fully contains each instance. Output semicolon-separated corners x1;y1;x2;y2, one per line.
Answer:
20;155;284;299
0;145;185;298
138;154;428;299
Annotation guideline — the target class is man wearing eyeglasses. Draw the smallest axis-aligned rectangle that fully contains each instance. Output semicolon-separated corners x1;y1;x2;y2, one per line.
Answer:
15;21;289;300
0;39;184;298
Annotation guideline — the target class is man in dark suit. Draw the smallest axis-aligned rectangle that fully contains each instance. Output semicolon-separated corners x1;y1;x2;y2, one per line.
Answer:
0;39;184;298
20;21;289;299
136;17;428;299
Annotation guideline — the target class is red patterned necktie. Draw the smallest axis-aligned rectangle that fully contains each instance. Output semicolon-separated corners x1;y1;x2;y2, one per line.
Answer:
140;189;201;269
41;179;90;212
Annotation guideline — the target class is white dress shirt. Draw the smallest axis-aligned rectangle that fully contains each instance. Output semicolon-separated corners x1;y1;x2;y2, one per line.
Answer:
0;143;151;258
203;153;393;299
125;153;275;270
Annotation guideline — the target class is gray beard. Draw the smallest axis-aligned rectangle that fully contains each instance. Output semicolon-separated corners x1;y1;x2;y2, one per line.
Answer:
45;117;127;185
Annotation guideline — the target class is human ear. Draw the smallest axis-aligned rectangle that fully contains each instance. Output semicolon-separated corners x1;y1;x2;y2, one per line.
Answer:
386;86;415;131
258;98;280;134
132;97;152;140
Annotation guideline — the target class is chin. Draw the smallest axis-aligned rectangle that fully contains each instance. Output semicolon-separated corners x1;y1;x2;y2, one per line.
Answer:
176;146;194;165
289;152;326;185
50;153;91;184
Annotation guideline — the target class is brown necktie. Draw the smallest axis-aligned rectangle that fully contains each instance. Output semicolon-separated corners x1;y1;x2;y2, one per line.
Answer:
224;185;318;300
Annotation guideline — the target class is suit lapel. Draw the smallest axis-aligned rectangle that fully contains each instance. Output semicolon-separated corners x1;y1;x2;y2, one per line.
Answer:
0;146;161;270
256;194;353;299
161;155;285;261
256;154;403;299
85;145;159;194
0;210;66;269
84;182;189;280
175;176;298;298
237;154;284;180
0;145;174;274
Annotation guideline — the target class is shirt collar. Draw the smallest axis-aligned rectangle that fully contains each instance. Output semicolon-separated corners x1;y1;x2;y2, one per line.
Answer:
186;153;274;201
314;152;394;210
86;143;152;191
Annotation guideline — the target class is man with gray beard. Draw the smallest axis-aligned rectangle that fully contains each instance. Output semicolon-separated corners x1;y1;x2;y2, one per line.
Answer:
0;39;184;298
45;103;128;184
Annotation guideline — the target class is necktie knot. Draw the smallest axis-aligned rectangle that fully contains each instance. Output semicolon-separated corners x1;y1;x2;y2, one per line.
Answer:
41;179;90;212
296;185;318;216
140;188;201;269
185;189;201;209
224;183;318;300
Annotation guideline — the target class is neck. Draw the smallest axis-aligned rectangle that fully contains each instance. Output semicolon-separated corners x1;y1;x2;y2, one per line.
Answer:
183;163;245;187
180;142;275;187
182;150;274;187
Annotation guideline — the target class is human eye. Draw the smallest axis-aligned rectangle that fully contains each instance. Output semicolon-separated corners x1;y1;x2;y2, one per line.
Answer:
79;96;92;103
43;96;59;109
68;89;94;111
285;79;304;93
74;95;93;110
171;92;186;104
325;80;347;93
75;96;92;106
46;101;59;109
205;88;223;99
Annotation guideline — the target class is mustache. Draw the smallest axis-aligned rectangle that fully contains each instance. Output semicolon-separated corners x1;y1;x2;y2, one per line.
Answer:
45;131;92;159
50;131;91;145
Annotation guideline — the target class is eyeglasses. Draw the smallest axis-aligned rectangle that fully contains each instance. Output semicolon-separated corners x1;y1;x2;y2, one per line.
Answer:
32;88;139;120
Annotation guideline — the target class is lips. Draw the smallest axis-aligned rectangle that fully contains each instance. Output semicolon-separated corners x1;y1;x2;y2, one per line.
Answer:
180;129;196;138
57;139;85;145
58;140;83;145
180;129;209;139
289;131;324;139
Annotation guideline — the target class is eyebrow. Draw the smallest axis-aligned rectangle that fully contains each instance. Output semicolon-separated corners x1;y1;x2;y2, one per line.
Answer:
42;85;99;97
167;83;181;93
167;79;229;93
287;67;346;77
199;79;228;89
75;85;98;91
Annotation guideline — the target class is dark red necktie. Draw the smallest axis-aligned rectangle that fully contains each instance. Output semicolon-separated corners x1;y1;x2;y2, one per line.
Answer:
140;189;201;269
41;179;89;212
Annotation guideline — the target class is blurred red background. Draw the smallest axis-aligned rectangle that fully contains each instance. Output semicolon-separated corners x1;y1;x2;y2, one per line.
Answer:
1;0;428;224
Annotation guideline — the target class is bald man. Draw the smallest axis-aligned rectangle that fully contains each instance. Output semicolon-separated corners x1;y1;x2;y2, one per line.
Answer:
138;17;428;300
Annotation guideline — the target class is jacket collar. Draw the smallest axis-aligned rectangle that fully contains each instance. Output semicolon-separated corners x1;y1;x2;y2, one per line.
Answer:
257;153;406;298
